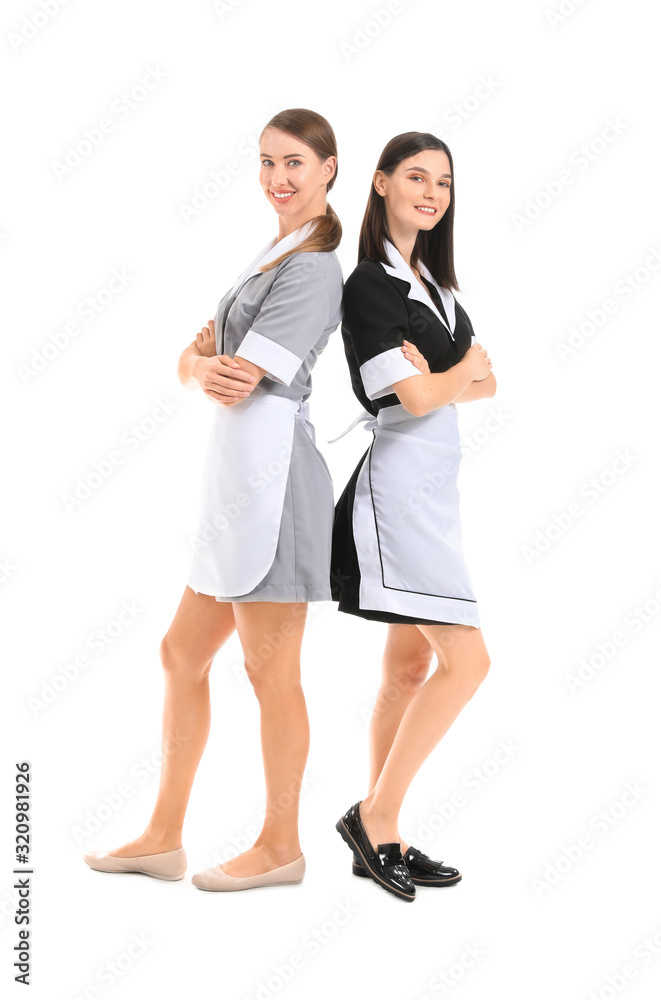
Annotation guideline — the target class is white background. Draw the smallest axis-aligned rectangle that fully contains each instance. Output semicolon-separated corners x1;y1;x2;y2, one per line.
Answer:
2;0;661;997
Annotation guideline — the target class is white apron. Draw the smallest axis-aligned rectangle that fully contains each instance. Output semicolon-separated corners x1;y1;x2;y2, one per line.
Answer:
189;392;314;596
347;402;480;626
329;237;480;626
187;221;317;598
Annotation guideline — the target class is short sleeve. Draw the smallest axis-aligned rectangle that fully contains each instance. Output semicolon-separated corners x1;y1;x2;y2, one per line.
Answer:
463;304;476;345
454;299;477;352
235;253;332;386
343;266;422;401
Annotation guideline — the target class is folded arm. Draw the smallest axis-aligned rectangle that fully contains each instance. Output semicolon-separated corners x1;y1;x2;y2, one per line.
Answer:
393;350;494;417
453;370;497;403
177;318;263;405
344;267;493;420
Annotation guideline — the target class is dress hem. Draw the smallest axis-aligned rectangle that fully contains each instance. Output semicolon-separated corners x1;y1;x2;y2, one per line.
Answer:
188;583;332;604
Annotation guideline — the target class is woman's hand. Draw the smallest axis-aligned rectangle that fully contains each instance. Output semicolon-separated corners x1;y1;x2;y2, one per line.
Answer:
461;342;493;381
195;318;218;358
192;354;257;406
401;340;431;375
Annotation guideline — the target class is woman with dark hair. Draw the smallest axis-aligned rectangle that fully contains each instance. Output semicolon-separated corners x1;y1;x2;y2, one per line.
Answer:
83;108;343;892
331;132;494;901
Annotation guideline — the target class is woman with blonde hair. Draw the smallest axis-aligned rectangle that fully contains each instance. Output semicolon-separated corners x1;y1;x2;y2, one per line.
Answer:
83;108;343;891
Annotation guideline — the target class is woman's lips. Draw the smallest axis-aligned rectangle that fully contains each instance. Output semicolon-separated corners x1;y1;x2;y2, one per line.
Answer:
415;205;437;215
271;190;296;202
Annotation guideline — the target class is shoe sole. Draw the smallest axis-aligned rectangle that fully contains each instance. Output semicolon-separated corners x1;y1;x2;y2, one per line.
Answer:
87;867;185;881
351;861;462;887
192;878;304;892
336;819;415;902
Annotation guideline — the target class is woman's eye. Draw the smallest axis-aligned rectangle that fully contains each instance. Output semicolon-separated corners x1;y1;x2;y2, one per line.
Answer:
411;175;424;182
260;159;273;167
287;159;302;167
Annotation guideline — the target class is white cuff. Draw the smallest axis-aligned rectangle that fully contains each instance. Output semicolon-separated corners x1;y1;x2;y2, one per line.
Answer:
236;329;302;386
359;346;422;401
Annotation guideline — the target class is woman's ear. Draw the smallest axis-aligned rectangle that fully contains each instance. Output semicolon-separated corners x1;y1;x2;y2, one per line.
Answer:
373;169;386;197
323;155;337;183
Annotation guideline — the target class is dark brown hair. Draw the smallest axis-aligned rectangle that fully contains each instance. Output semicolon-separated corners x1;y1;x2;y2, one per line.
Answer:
358;131;459;291
258;108;341;271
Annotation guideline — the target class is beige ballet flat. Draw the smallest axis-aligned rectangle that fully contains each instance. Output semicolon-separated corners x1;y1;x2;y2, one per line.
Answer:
191;853;305;891
83;847;187;881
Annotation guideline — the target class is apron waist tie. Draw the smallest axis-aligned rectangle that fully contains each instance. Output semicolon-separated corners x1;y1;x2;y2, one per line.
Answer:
296;398;315;442
328;401;456;442
327;407;378;443
248;392;313;440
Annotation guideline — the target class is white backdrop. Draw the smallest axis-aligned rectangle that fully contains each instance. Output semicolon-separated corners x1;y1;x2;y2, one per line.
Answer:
3;0;660;997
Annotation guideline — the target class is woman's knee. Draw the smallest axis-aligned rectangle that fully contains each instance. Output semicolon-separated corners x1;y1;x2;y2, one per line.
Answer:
243;656;302;698
438;647;490;693
159;633;213;681
382;645;434;695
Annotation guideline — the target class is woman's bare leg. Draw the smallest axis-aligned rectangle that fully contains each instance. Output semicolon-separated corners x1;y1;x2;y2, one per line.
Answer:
108;586;236;857
367;624;435;791
220;601;309;878
359;624;491;851
365;624;434;850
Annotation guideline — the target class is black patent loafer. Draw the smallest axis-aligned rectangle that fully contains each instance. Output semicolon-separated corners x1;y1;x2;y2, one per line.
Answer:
353;844;462;886
336;801;415;901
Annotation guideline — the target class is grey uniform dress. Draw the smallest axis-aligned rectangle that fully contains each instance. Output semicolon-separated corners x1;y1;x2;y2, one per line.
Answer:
187;224;343;603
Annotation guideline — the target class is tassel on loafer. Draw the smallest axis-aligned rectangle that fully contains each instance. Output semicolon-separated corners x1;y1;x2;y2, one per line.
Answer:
83;847;187;881
336;801;415;902
191;854;305;891
352;845;462;886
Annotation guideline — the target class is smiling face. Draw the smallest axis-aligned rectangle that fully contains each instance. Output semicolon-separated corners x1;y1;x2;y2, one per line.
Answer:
259;127;336;228
374;148;452;237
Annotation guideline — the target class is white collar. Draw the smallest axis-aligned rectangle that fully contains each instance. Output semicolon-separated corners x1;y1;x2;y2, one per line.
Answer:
230;219;316;297
380;238;456;339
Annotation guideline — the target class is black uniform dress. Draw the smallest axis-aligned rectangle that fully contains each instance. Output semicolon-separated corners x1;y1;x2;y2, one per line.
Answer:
330;252;479;627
